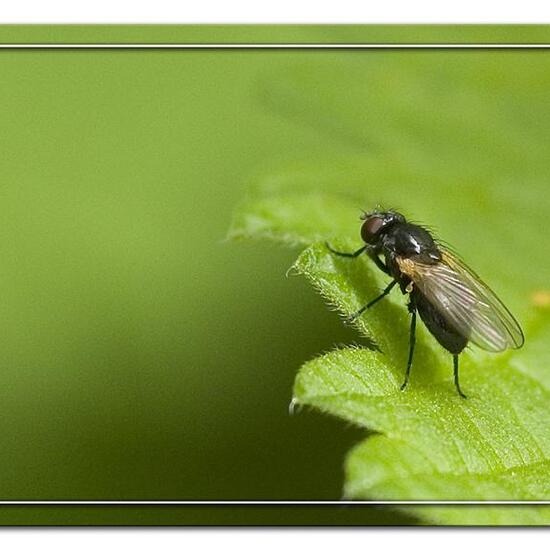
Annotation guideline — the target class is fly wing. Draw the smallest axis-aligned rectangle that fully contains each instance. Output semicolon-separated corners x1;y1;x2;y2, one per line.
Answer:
397;247;524;352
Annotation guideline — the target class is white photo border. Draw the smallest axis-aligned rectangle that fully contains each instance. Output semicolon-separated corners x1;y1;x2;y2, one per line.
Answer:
1;37;546;506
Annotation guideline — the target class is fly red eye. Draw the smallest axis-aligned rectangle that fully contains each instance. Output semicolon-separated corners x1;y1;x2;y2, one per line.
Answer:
361;216;385;243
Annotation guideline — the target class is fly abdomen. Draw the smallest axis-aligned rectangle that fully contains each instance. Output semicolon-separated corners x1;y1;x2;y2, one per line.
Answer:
413;289;468;355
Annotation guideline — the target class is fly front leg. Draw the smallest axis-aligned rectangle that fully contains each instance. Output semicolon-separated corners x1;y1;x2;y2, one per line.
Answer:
326;242;390;275
347;279;397;323
325;243;367;258
326;242;395;323
366;248;390;275
401;301;417;391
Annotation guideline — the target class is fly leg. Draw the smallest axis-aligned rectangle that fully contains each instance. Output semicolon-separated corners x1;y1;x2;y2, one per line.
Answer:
325;243;367;258
326;242;390;274
453;354;467;399
366;248;390;275
401;302;417;391
325;242;395;322
347;280;397;323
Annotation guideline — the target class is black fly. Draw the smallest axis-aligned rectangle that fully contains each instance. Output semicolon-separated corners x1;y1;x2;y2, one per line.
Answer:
327;209;524;398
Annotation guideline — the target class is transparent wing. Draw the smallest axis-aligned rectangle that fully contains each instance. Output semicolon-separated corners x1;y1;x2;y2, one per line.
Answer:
397;247;524;352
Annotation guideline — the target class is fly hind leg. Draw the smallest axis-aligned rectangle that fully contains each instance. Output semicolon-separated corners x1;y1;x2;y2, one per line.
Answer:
453;354;467;399
401;301;417;391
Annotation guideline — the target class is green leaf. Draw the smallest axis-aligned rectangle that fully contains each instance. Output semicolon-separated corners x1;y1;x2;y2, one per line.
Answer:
229;50;550;525
229;185;550;524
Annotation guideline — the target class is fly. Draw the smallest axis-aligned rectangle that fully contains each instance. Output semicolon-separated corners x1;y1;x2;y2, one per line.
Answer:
326;209;524;398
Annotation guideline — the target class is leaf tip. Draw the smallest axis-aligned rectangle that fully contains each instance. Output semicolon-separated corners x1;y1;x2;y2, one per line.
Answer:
288;397;301;416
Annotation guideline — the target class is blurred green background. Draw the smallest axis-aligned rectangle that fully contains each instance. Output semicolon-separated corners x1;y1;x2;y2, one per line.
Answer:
0;48;366;500
0;25;549;524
